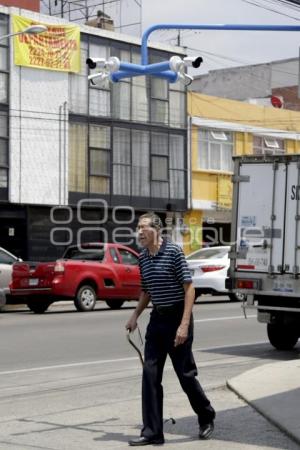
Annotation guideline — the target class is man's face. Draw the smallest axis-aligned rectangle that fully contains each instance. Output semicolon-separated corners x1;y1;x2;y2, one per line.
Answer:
137;218;159;248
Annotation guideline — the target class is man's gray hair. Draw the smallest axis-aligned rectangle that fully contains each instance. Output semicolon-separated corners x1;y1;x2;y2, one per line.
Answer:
139;212;163;230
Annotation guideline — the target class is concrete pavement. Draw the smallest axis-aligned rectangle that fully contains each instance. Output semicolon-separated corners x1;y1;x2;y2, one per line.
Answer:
227;359;300;446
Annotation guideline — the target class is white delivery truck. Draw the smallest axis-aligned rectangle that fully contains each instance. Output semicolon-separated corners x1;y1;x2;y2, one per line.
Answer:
227;154;300;350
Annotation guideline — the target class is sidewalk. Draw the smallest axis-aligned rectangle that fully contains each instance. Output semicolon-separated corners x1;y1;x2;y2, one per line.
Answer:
227;359;300;445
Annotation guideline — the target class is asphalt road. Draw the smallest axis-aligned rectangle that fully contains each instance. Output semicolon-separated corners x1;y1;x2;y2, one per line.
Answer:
0;296;299;450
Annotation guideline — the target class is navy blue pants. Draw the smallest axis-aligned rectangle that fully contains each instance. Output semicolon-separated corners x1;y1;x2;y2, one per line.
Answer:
141;305;215;440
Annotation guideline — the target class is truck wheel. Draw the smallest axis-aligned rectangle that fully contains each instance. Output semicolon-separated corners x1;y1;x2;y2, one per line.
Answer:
74;285;97;312
267;323;299;350
27;300;51;314
105;299;124;310
228;292;246;302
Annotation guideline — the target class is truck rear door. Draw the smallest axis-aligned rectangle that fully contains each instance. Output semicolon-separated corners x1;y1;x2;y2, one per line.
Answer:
235;161;286;274
282;160;300;274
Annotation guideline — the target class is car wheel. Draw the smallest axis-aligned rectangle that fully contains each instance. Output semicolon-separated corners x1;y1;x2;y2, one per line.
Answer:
74;285;97;312
228;292;246;302
27;299;51;314
105;299;124;310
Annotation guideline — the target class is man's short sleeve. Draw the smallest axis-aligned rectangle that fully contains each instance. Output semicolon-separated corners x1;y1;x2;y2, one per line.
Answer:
174;247;193;284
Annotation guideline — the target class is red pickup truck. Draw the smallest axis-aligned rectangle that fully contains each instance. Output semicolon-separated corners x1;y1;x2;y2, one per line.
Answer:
10;243;141;313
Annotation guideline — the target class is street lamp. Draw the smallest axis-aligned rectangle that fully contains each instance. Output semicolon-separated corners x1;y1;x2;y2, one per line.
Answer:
0;24;47;41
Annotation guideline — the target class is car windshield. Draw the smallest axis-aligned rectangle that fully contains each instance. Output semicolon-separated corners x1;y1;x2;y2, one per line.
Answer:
63;247;105;262
186;247;229;260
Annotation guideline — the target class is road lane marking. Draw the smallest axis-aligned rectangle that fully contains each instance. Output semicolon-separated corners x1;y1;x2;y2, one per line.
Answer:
194;315;256;323
0;339;269;376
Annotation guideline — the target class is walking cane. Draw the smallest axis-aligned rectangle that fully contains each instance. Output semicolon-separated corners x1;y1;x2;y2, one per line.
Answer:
126;327;176;425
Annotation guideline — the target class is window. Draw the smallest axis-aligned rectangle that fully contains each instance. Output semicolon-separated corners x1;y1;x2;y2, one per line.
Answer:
89;124;111;194
132;130;150;197
198;129;234;172
112;48;131;120
151;132;169;198
169;134;185;199
88;43;111;117
118;249;139;265
69;40;88;114
169;91;186;128
253;136;285;155
150;67;168;125
110;247;120;263
0;111;8;188
131;51;149;122
0;248;17;264
113;127;131;195
69;123;88;192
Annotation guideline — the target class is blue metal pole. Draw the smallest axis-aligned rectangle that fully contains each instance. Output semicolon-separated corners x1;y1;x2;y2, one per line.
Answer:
141;23;300;65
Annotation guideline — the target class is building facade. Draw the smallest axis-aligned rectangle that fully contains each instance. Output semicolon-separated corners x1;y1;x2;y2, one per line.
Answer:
184;91;300;255
191;58;300;111
0;7;188;260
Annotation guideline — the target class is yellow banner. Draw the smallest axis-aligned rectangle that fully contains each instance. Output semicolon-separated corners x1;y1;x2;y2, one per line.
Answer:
217;175;233;209
12;15;80;73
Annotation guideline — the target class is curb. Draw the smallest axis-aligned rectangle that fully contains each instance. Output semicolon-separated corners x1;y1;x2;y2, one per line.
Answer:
226;380;300;447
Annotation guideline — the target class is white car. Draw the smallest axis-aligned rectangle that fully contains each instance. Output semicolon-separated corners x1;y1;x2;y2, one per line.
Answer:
186;246;245;302
0;247;20;306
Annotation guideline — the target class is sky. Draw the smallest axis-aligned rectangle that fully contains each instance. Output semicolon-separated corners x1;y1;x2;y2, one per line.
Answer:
121;0;300;74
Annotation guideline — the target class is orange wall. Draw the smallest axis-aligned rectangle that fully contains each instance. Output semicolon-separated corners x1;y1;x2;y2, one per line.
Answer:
0;0;40;12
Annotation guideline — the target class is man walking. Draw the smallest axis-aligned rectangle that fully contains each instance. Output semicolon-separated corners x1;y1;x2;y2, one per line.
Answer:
126;212;215;446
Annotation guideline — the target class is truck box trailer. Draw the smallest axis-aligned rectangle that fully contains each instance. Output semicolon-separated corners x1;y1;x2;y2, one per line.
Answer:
227;154;300;350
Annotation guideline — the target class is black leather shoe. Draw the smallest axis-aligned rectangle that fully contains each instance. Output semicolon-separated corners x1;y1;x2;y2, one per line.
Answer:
128;436;165;446
199;421;214;439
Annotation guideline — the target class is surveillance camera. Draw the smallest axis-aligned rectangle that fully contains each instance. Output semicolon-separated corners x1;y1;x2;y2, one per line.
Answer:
177;73;194;87
183;56;203;68
86;57;106;70
88;72;109;86
169;55;184;73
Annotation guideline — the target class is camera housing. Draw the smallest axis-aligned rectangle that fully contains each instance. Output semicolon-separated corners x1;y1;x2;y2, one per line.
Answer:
183;56;203;68
86;57;106;70
88;72;109;86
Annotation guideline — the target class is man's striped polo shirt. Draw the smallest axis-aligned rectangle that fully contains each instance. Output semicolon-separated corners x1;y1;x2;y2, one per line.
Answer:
139;238;193;306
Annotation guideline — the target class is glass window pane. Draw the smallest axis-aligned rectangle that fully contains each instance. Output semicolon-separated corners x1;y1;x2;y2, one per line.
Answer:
0;73;8;103
90;149;110;175
0;16;8;38
89;176;109;194
112;82;130;120
132;130;150;197
198;139;208;169
169;134;184;169
151;77;168;99
151;181;168;198
88;43;109;76
223;144;233;171
0;139;7;165
113;165;131;195
169;91;185;128
132;84;149;122
151;99;168;125
151;132;168;155
170;170;185;199
0;47;8;71
69;123;87;192
90;125;110;148
0;167;7;187
113;128;130;164
89;89;110;116
152;156;168;181
0;112;7;137
210;143;221;170
69;74;88;114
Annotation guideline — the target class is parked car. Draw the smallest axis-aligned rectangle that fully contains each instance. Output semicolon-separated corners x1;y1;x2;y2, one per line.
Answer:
186;246;245;302
0;246;21;307
10;242;141;313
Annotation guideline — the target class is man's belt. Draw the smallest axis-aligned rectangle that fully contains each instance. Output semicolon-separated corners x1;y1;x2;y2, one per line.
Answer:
153;302;184;315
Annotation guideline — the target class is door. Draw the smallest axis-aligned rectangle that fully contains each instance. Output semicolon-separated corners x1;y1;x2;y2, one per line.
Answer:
236;162;286;273
116;248;141;298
